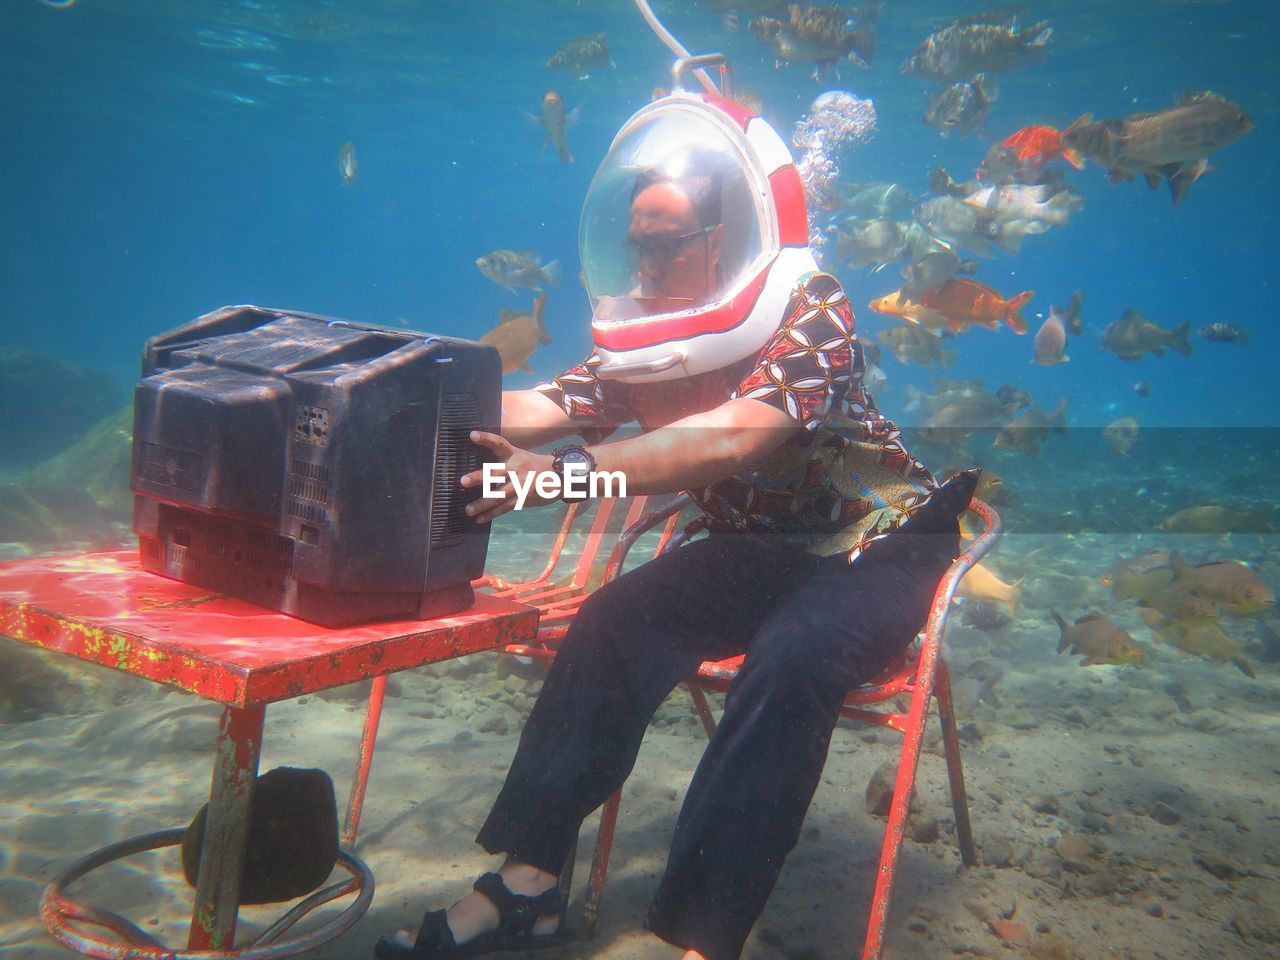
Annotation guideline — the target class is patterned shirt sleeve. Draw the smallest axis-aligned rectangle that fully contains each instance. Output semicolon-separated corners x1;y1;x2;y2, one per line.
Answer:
733;273;862;430
533;352;634;444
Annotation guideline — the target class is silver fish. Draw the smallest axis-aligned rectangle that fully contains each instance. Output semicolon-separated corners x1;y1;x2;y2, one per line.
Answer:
902;19;1052;82
337;141;357;185
923;74;995;138
476;249;561;294
547;34;614;77
1032;307;1069;366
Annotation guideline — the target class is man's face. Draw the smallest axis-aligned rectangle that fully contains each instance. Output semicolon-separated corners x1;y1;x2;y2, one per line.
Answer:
627;181;722;311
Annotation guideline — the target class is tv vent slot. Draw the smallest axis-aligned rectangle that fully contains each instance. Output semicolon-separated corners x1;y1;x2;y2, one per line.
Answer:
430;393;481;542
288;499;327;524
289;461;330;504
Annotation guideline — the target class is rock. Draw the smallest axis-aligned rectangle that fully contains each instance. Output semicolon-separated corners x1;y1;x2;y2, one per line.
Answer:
1054;833;1095;861
1148;800;1181;825
1145;900;1164;918
1029;935;1074;959
865;760;913;817
979;836;1015;868
1193;849;1250;881
1231;904;1280;944
1031;795;1060;815
906;814;939;844
1081;811;1111;834
990;919;1031;944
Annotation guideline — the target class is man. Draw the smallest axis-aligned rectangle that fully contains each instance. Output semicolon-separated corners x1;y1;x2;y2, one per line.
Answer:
377;131;973;960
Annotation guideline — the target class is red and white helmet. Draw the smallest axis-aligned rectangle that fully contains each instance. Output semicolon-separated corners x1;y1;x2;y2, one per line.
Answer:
580;90;816;383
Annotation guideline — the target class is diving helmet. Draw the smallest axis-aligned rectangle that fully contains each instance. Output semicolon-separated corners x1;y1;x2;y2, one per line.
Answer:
580;90;816;382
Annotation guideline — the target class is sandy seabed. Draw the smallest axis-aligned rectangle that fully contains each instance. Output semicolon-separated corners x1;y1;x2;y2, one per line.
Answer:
1;533;1278;960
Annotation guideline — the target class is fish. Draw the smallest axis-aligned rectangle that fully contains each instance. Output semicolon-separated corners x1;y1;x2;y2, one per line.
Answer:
1051;610;1145;666
962;184;1083;227
959;599;1012;631
538;90;573;164
1102;416;1139;456
919;278;1033;334
1101;309;1192;361
900;250;978;304
1102;555;1221;623
480;293;551;375
957;561;1022;614
901;19;1052;82
337;141;357;185
751;6;876;79
475;249;560;294
923;74;996;138
1158;504;1277;535
1059;92;1253;206
916;395;1021;446
993;398;1067;455
1197;322;1251;343
994;383;1033;409
1168;552;1276;616
1032;306;1069;365
876;326;956;369
1139;608;1255;678
1133;379;1151;397
1059;290;1083;335
547;34;614;77
839;181;918;219
1000;124;1085;170
928;166;972;199
913;196;1002;258
867;290;951;332
702;0;791;31
975;142;1025;185
829;218;922;272
973;468;1005;504
904;378;1003;416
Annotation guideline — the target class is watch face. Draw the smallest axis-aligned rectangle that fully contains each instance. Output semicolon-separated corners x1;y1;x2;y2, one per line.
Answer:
560;450;592;469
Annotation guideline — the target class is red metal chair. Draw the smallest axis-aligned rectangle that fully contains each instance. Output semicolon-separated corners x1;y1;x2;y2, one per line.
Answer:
573;496;1002;960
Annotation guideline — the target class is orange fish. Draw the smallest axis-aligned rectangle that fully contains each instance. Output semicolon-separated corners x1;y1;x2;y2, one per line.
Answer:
1000;125;1085;170
920;279;1033;334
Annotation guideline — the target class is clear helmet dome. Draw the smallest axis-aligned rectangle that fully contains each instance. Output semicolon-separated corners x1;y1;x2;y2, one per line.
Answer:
579;94;775;328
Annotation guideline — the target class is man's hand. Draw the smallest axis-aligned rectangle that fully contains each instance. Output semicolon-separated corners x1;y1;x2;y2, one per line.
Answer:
461;431;557;524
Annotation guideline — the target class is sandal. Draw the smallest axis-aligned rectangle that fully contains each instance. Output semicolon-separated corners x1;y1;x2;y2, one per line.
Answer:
374;872;570;959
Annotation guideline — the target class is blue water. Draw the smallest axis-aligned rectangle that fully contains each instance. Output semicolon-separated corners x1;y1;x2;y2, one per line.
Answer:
3;0;1276;433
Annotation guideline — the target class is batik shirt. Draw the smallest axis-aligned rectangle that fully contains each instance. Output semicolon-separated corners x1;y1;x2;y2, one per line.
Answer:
534;272;937;559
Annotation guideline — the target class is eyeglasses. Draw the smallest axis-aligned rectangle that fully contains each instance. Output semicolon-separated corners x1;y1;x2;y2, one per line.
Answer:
626;224;715;263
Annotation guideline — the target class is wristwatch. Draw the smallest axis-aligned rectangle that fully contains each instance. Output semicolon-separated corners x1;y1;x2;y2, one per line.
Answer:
551;445;597;502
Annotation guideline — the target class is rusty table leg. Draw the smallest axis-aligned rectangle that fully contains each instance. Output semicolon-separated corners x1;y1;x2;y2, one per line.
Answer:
188;703;266;950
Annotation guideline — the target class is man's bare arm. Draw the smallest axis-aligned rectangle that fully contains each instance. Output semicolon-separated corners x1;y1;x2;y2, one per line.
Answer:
587;397;800;495
500;389;580;449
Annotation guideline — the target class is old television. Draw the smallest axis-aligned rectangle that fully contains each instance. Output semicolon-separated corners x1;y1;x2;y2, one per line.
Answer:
131;304;501;627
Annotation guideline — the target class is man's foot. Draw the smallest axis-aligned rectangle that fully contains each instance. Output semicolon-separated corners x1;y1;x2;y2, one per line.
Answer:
390;862;560;949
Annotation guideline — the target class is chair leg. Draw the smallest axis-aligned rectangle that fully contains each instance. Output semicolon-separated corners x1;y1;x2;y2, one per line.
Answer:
934;661;978;867
686;682;718;739
860;687;934;959
582;787;623;939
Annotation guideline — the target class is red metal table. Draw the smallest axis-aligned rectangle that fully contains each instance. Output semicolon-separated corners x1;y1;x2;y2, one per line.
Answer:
0;550;539;959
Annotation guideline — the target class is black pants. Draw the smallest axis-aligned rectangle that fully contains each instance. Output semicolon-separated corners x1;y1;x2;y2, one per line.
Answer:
476;477;970;960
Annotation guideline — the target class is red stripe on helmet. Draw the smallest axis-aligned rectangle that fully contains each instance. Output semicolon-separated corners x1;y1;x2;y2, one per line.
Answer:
594;265;771;352
770;167;809;246
701;92;754;131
